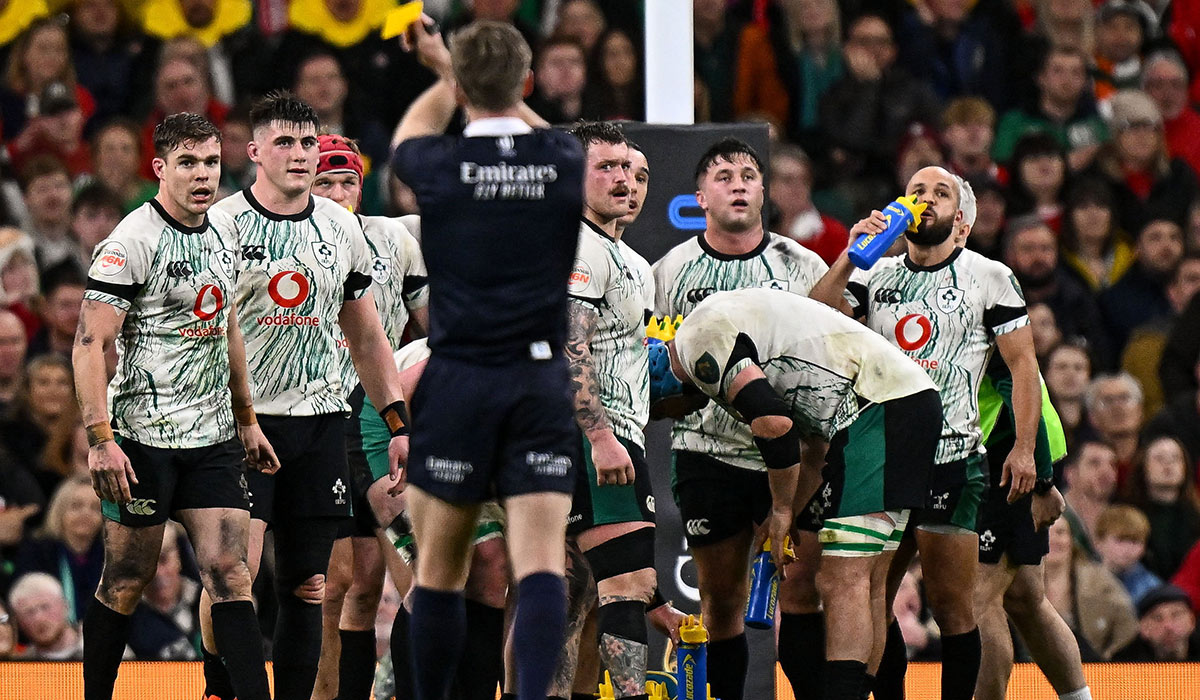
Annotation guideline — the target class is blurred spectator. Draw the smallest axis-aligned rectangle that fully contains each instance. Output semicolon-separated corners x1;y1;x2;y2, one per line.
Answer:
134;0;261;104
1046;339;1093;446
0;441;43;554
1064;438;1120;545
217;105;252;199
1121;252;1200;416
992;46;1106;170
0;17;96;143
7;572;83;660
140;56;228;179
444;0;541;52
292;51;388;161
89;119;156;213
1145;356;1200;477
7;82;92;178
68;0;153;129
0;598;15;658
1120;435;1200;579
895;0;1018;109
1158;292;1200;405
1059;177;1134;291
27;274;84;361
128;523;201;660
1166;0;1200;103
1043;515;1139;659
768;145;846;265
1096;504;1163;603
0;228;40;336
1188;199;1200;253
14;477;102;624
893;122;946;193
693;0;784;124
19;156;75;274
527;35;588;124
893;564;939;661
1113;583;1200;660
39;412;88;488
820;14;941;216
1028;302;1063;360
1006;132;1068;230
1083;372;1145;482
1175;539;1200;615
963;177;1006;260
582;27;644;121
38;183;121;284
551;0;606;52
773;0;843;148
0;354;74;482
0;0;51;61
941;97;1001;183
1036;0;1097;54
1099;218;1184;353
1004;216;1112;368
1088;89;1198;236
1092;0;1156;102
0;308;26;410
1141;50;1200;180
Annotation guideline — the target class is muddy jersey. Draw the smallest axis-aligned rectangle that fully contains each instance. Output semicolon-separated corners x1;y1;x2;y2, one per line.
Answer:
84;199;240;448
652;232;828;471
338;215;428;395
569;221;649;447
675;288;936;438
845;247;1028;463
217;190;373;416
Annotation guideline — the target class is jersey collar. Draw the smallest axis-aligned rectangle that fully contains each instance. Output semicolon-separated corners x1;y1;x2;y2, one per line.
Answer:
904;246;962;273
581;217;616;242
463;117;534;137
243;186;315;222
697;231;769;261
150;198;209;235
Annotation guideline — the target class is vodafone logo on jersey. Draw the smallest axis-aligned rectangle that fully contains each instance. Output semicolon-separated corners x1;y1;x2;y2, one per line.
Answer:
268;271;310;308
192;284;224;321
895;313;932;351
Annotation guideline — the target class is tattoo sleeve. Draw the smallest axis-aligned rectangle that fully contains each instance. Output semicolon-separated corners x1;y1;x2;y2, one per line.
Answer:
565;301;611;435
599;632;648;697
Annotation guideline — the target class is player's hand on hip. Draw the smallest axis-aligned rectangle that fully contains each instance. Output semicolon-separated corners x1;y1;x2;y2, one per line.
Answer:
89;441;137;504
1031;485;1066;531
1001;446;1036;503
238;423;281;474
387;436;410;496
590;432;634;486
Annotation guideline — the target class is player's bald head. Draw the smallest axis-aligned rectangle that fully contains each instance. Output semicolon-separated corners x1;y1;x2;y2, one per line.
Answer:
908;166;961;210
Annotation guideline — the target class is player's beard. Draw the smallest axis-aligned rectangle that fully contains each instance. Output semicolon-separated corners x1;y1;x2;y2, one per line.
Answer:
905;215;954;246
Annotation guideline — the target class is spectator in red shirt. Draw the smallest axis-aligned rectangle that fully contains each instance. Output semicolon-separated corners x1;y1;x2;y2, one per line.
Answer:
1141;50;1200;179
0;17;96;140
7;82;92;179
767;144;847;264
139;54;228;177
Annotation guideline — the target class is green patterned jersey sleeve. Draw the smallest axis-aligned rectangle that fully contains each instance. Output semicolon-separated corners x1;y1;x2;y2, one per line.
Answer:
981;262;1029;337
400;229;429;310
344;211;375;301
84;227;154;311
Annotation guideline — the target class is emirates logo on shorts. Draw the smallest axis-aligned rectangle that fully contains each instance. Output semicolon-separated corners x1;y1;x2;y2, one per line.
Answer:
268;270;310;308
193;284;225;321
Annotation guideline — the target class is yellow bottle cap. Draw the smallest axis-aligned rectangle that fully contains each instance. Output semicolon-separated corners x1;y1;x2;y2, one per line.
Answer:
679;614;709;644
892;195;928;232
381;1;424;39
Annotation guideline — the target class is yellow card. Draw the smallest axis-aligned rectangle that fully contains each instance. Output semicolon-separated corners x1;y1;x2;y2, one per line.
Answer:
381;1;424;39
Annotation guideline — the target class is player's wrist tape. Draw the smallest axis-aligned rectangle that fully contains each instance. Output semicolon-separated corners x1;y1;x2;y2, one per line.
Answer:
86;422;115;447
1034;477;1055;495
753;422;802;470
233;405;257;426
379;400;410;437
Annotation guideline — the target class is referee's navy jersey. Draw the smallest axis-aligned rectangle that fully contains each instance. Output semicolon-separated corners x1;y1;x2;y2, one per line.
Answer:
392;118;584;364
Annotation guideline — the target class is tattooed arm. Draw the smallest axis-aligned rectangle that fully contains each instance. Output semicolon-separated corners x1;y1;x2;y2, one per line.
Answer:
565;301;634;486
73;299;137;504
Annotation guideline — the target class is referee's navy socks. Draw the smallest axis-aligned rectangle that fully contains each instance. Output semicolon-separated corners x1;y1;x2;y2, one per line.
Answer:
336;628;377;700
940;627;981;700
211;599;271;700
706;633;749;700
411;586;467;700
872;619;908;700
512;572;567;700
778;612;825;700
82;599;131;700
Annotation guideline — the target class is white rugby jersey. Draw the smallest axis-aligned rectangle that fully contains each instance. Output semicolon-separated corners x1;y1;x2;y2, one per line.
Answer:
84;199;240;448
618;238;654;319
338;215;428;395
846;247;1028;463
675;288;936;439
217;190;374;416
652;232;828;471
568;220;649;447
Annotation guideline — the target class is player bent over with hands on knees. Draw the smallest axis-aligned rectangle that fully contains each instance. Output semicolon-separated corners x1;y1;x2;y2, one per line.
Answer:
809;165;1039;700
76;113;278;700
391;17;585;700
650;288;942;700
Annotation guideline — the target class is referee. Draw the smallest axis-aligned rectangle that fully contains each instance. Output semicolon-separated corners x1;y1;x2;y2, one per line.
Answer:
391;19;584;700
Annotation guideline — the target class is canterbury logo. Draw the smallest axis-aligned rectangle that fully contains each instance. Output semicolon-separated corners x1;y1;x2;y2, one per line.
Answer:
268;270;310;308
685;519;710;536
165;261;194;278
126;498;157;516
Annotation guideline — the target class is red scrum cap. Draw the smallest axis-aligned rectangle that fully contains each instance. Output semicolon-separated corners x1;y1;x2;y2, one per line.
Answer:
316;134;364;181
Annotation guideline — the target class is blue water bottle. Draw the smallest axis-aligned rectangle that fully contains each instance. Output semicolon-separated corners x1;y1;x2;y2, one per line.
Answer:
677;615;709;700
744;539;780;630
846;195;927;270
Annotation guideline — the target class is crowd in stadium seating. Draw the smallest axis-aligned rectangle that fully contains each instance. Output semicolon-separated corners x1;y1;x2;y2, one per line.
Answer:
0;0;1199;667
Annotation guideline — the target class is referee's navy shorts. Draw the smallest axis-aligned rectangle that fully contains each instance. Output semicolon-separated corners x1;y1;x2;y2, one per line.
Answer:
407;353;577;504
